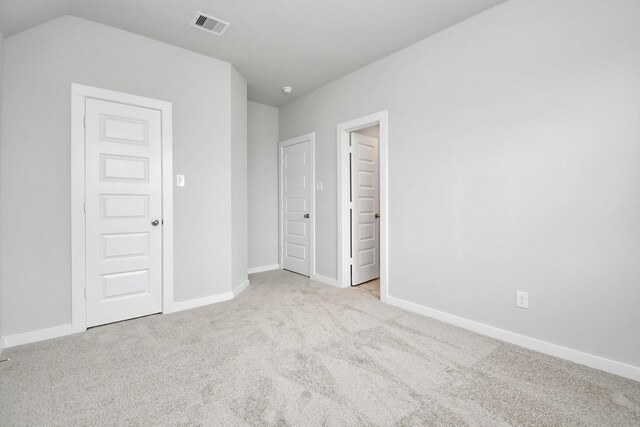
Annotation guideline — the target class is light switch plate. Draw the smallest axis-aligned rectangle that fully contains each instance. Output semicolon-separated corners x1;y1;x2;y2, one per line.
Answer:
316;181;324;191
176;175;185;187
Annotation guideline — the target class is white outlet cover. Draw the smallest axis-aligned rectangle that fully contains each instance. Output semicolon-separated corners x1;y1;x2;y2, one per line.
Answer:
176;175;185;187
516;291;529;309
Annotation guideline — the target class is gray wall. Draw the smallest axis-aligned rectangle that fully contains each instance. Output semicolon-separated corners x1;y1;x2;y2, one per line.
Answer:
0;16;243;336
0;22;4;353
231;66;248;289
280;0;640;367
247;102;279;269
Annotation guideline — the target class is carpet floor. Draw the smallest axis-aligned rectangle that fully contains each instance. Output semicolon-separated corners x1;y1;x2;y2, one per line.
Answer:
0;270;638;426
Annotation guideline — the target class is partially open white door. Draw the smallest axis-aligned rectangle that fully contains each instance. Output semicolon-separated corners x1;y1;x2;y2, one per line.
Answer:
351;132;380;285
85;98;163;327
281;139;312;276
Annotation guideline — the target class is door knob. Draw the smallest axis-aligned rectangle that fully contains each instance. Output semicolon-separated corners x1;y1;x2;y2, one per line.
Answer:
375;213;380;219
304;213;310;219
151;219;160;226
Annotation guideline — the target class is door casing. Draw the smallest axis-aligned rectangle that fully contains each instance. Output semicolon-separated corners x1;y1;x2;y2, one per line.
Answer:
337;111;389;300
71;83;174;333
278;133;316;277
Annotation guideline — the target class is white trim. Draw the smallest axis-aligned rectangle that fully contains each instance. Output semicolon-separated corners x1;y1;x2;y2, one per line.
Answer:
278;133;316;276
337;111;389;302
167;293;234;313
71;83;174;332
311;274;340;288
167;282;248;313
160;101;175;315
248;264;280;274
5;285;250;345
70;88;87;334
233;279;251;297
386;296;640;382
3;324;79;348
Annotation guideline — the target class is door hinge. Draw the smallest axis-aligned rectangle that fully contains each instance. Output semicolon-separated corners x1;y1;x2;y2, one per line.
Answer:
349;258;353;265
83;116;86;128
83;202;86;214
84;288;87;299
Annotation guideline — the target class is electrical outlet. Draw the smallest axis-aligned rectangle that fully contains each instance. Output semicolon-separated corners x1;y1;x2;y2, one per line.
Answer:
176;175;185;187
516;291;529;309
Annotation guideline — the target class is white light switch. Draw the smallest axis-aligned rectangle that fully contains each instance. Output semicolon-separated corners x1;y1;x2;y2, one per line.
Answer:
316;181;324;191
176;175;185;187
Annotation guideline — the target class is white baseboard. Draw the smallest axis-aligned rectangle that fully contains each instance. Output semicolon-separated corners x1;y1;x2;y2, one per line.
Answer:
3;323;79;349
385;296;640;382
248;264;280;274
2;282;251;349
167;292;234;313
233;279;250;297
311;274;340;288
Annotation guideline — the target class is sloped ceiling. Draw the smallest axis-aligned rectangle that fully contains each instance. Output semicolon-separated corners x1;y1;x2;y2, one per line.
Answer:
0;0;508;106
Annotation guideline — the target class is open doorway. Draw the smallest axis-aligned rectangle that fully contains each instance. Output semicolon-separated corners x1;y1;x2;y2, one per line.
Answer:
350;125;380;294
337;111;388;301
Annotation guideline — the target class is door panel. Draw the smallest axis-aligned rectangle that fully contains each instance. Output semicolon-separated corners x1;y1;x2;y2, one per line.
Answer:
102;270;150;299
102;233;149;259
101;154;149;182
101;114;149;145
351;132;380;285
281;140;311;276
85;98;162;327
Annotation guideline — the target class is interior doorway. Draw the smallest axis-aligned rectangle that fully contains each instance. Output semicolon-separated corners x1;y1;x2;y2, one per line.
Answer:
71;83;174;333
278;133;316;277
337;111;388;301
350;126;380;287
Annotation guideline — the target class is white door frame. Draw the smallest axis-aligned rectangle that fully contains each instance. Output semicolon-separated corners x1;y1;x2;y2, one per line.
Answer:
278;133;316;276
337;111;389;301
70;83;174;333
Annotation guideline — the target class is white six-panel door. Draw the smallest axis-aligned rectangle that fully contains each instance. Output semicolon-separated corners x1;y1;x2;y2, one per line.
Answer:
281;140;311;276
85;98;163;327
351;132;380;285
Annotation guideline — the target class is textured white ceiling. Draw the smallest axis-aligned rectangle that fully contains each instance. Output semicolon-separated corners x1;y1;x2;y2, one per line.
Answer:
0;0;508;106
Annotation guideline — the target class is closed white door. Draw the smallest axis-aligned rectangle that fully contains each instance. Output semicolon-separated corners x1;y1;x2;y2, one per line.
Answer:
281;140;311;276
351;132;380;285
85;98;163;327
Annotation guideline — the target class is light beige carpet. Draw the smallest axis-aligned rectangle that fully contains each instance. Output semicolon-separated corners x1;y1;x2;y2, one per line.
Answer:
0;270;638;426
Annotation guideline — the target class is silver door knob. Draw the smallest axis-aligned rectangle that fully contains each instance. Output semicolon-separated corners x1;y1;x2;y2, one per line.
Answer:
151;219;160;226
304;213;310;219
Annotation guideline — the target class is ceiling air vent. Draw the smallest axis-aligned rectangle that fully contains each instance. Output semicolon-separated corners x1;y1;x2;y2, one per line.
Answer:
191;12;230;35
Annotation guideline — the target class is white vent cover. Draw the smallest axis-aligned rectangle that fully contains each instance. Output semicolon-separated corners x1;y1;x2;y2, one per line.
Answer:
191;12;230;35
